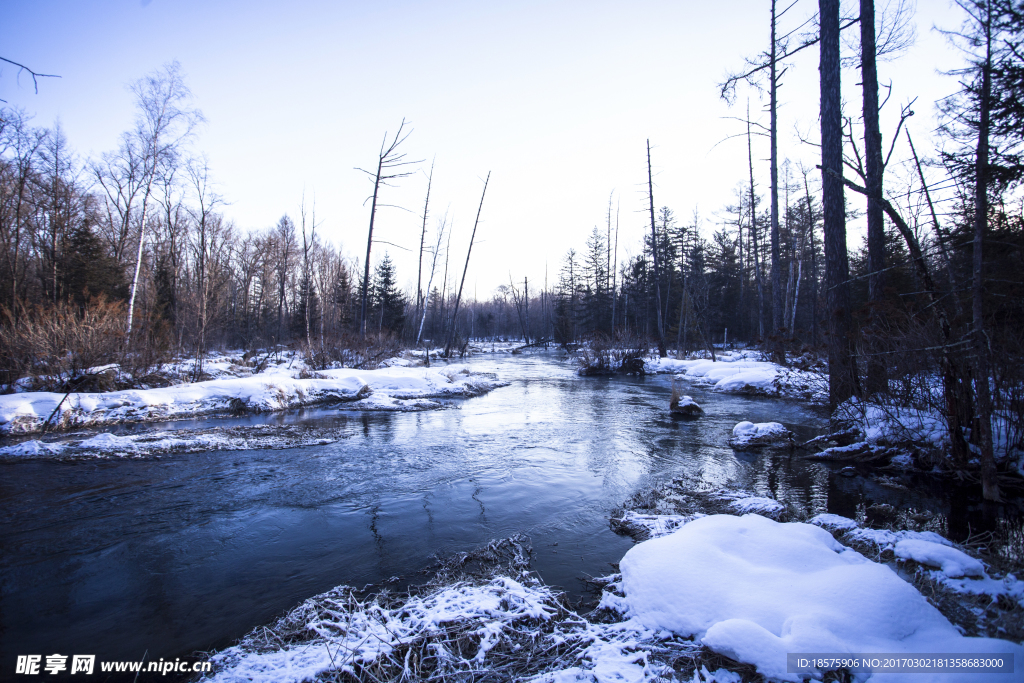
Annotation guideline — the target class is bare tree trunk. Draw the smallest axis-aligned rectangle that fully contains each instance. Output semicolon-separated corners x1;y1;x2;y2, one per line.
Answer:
611;202;620;331
416;158;434;328
676;241;688;357
445;172;490;357
769;0;784;362
524;277;530;344
359;155;383;338
747;104;766;340
972;0;999;501
790;259;802;331
820;0;859;412
861;0;888;396
802;170;819;347
907;131;961;305
357;121;416;337
126;186;153;340
417;215;447;348
647;140;667;357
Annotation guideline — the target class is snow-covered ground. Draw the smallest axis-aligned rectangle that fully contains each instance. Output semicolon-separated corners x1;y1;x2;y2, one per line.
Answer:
200;508;1023;683
0;362;507;437
618;513;1021;682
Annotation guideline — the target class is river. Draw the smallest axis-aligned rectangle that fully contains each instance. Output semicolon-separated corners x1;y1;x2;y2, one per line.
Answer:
1;351;967;674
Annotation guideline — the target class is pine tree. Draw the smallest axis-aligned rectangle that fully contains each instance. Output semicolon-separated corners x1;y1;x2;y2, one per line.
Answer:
371;254;406;335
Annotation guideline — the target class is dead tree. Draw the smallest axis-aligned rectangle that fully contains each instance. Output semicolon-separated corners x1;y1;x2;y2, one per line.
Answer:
444;172;490;357
747;105;766;341
646;140;667;357
416;212;448;358
356;119;418;337
416;158;435;326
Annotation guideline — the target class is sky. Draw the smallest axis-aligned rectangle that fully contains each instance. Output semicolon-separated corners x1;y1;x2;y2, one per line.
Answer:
1;0;969;298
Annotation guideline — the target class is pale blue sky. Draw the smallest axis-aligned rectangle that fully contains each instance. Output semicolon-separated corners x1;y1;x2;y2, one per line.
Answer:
2;0;964;294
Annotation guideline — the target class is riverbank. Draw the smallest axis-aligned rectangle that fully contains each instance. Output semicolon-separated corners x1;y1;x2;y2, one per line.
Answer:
198;487;1024;683
0;360;507;439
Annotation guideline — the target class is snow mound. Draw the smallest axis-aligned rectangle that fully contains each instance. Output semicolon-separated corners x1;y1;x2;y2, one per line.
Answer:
619;514;1021;682
895;539;985;578
727;421;792;449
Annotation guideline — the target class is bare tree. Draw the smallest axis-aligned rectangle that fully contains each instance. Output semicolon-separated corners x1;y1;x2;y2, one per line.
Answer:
185;157;223;377
298;193;320;350
96;62;202;341
444;172;490;357
416;158;435;325
646;140;667;357
416;212;448;352
0;110;45;319
356;119;419;337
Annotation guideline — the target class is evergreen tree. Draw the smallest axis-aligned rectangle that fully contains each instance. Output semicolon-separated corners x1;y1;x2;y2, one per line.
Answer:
371;253;405;334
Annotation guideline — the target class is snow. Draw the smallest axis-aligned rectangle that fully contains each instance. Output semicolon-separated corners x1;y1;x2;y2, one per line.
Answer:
727;421;792;448
713;490;785;516
0;365;507;435
936;571;1024;607
647;351;824;401
675;395;699;409
843;526;953;551
0;426;343;459
670;394;703;416
615;511;703;539
808;513;860;532
835;398;948;449
894;539;986;578
207;576;556;683
619;514;1022;682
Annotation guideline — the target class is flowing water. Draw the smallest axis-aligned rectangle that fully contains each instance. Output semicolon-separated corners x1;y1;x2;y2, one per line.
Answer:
0;352;986;673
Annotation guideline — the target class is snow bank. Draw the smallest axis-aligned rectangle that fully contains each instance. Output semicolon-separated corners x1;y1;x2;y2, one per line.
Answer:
619;514;1022;682
648;352;824;401
0;365;507;435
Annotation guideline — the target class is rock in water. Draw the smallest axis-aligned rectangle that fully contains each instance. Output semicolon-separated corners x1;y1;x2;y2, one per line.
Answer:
728;421;793;449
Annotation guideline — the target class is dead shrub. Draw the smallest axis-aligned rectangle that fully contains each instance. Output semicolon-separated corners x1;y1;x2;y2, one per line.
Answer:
0;297;127;390
0;297;172;392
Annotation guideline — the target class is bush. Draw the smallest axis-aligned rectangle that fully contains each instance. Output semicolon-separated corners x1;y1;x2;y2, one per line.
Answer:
0;297;171;392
